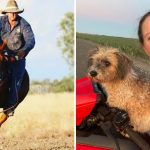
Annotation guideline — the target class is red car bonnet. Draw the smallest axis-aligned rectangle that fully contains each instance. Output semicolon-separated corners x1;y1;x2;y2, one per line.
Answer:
77;144;112;150
76;77;97;126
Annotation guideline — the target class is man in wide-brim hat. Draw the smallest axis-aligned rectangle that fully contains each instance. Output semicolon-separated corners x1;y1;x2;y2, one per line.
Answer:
1;0;24;14
0;0;35;126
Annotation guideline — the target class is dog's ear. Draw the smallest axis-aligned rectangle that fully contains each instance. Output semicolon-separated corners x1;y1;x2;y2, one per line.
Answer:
114;51;133;79
88;46;99;57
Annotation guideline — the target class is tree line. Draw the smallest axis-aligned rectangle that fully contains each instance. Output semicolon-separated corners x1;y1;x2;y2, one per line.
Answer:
29;76;74;94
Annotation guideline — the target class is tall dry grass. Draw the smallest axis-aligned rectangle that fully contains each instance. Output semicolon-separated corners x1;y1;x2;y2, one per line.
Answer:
0;93;74;150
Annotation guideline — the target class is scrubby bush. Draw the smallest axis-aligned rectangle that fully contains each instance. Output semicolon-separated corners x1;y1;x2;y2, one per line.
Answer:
30;76;74;94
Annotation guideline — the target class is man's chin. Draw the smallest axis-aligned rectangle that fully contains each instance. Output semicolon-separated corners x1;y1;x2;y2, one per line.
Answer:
12;19;17;21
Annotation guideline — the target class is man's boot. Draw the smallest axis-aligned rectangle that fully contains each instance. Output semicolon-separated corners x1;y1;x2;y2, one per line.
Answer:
0;113;8;126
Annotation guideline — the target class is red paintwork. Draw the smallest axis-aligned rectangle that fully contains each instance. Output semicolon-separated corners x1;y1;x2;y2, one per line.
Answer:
77;144;112;150
76;77;97;126
76;78;113;150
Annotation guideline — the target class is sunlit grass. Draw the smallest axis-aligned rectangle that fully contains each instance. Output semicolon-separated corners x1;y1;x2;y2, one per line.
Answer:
0;93;74;146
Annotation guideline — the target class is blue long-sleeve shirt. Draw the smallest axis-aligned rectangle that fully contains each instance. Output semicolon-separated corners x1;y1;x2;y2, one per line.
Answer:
0;15;35;56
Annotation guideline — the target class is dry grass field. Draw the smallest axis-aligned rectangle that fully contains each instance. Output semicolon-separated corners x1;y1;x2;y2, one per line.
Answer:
0;93;74;150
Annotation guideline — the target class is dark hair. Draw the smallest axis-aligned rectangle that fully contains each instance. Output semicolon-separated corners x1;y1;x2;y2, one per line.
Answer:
138;11;150;45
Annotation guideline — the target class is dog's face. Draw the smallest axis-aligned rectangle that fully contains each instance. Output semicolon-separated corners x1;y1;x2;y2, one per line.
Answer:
88;47;132;83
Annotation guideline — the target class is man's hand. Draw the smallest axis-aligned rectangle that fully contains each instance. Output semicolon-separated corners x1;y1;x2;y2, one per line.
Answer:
0;39;7;51
3;39;7;45
0;54;3;61
17;50;25;59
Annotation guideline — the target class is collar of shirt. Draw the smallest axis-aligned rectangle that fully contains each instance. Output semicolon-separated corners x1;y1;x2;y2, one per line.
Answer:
5;16;20;33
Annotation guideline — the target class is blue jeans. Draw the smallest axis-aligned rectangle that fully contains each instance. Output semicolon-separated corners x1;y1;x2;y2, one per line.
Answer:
5;59;26;111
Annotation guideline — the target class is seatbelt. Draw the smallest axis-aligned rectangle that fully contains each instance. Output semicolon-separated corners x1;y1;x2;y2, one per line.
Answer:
113;110;150;150
98;121;120;150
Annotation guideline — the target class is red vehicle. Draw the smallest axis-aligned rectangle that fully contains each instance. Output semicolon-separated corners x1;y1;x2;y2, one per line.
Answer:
76;77;150;150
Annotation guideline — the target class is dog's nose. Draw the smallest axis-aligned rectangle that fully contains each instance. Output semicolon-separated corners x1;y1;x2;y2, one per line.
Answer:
90;70;97;77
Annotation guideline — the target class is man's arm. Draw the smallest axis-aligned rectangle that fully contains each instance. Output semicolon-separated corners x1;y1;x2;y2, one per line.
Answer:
0;17;3;44
0;17;7;51
20;21;35;57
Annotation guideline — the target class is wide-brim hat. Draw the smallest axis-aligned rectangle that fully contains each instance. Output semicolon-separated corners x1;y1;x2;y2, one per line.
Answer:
1;0;24;14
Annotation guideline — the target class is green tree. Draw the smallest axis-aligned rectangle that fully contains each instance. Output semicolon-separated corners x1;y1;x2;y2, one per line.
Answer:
57;12;74;68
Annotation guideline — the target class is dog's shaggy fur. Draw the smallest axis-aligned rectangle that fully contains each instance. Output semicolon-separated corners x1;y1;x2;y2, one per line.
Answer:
88;47;150;133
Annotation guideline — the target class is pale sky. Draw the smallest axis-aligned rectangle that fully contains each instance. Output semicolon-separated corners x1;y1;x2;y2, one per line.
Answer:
77;0;150;38
0;0;74;81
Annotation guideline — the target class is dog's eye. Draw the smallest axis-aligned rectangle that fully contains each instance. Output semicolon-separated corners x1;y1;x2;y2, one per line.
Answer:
102;60;111;67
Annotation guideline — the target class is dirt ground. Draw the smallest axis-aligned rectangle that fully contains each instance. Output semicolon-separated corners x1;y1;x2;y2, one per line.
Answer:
0;136;73;150
0;93;74;150
76;38;150;79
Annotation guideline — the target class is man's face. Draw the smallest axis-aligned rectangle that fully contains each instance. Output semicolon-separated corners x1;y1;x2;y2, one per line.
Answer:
7;12;18;21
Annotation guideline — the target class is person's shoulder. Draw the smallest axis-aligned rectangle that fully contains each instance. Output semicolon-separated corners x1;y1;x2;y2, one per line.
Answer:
0;15;7;22
19;15;31;26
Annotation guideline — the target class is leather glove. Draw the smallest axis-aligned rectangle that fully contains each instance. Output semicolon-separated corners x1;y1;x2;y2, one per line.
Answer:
0;54;3;61
17;50;25;59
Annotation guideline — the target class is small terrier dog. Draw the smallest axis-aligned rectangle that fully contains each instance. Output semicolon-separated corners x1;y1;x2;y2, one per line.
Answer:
88;47;150;133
